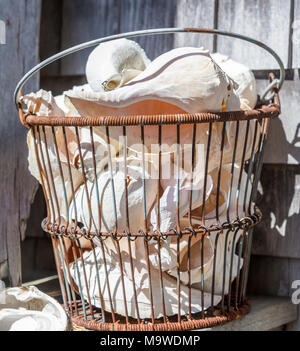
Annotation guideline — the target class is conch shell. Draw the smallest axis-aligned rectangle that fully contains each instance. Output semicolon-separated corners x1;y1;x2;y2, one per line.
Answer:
0;286;67;331
65;47;242;181
86;39;150;92
68;47;240;115
211;52;257;110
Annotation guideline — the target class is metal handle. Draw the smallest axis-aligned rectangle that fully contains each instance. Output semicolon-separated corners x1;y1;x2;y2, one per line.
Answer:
14;27;285;111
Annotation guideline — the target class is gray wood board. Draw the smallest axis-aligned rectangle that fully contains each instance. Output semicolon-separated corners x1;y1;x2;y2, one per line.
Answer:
252;164;300;258
60;0;120;76
119;0;176;60
0;0;41;286
39;0;62;77
174;0;216;51
293;0;300;67
59;0;176;75
216;0;292;69
209;295;297;331
247;255;300;330
257;74;300;164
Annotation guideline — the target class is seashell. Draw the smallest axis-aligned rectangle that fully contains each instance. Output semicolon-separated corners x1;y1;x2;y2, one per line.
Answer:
210;54;259;164
150;171;213;233
211;52;257;110
67;47;240;115
86;39;150;92
167;232;215;286
0;286;67;331
24;90;84;222
165;165;251;288
69;246;222;319
23;89;65;116
65;48;244;184
200;228;244;295
69;164;157;238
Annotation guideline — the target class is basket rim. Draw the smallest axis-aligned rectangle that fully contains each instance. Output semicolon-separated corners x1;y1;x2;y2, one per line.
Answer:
70;300;250;331
20;103;280;128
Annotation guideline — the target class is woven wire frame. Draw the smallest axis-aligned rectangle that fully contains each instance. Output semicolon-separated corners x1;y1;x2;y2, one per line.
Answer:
20;84;280;330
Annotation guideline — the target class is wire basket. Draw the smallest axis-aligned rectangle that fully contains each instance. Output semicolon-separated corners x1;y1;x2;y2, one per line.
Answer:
15;28;283;331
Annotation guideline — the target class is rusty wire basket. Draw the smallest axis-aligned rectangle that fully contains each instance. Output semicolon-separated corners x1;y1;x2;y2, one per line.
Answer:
15;28;283;331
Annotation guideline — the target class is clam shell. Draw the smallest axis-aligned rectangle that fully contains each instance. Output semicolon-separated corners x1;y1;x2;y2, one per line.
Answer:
0;286;67;331
69;164;157;237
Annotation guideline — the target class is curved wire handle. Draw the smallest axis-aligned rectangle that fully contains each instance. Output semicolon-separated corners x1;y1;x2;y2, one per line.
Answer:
14;27;285;111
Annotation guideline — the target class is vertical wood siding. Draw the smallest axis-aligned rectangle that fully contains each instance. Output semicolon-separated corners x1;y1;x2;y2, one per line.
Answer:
0;0;41;286
6;0;300;329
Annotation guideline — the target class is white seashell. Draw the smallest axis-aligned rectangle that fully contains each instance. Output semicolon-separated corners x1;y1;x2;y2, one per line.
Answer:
0;286;67;331
201;228;244;295
167;233;215;286
65;48;244;185
69;246;222;319
211;53;257;110
23;89;65;116
68;47;240;114
150;174;213;233
164;164;251;288
54;94;70;114
24;90;84;222
86;39;151;92
69;164;157;236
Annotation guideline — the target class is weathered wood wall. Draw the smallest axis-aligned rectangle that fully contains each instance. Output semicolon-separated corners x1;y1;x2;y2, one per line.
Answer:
0;0;41;286
38;0;300;330
2;0;299;329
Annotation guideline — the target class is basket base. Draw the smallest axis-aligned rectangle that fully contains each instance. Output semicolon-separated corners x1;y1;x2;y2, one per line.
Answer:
71;301;250;331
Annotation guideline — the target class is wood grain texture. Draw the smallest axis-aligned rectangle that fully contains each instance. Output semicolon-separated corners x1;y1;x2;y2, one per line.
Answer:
60;0;120;75
257;73;300;164
252;164;300;258
293;0;300;67
39;0;62;77
0;0;41;286
247;256;300;330
209;296;297;331
216;0;291;69
119;0;176;60
174;0;216;51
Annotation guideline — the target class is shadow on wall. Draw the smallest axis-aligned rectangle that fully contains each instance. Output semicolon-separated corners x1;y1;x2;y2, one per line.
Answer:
250;76;300;260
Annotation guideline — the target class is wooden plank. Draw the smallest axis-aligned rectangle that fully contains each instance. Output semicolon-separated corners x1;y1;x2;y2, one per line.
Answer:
40;75;86;96
248;256;291;296
174;0;216;51
247;256;300;331
286;259;300;331
252;164;300;258
119;0;176;61
293;0;300;67
0;260;8;280
257;72;300;164
0;0;41;286
209;296;297;331
60;0;120;75
39;0;62;77
216;0;291;69
23;186;46;238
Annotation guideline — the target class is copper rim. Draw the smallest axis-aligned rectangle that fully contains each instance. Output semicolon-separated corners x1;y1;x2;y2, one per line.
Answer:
20;104;280;129
71;301;250;331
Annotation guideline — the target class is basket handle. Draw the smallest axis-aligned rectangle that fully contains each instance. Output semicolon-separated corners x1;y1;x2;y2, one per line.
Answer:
14;27;285;111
